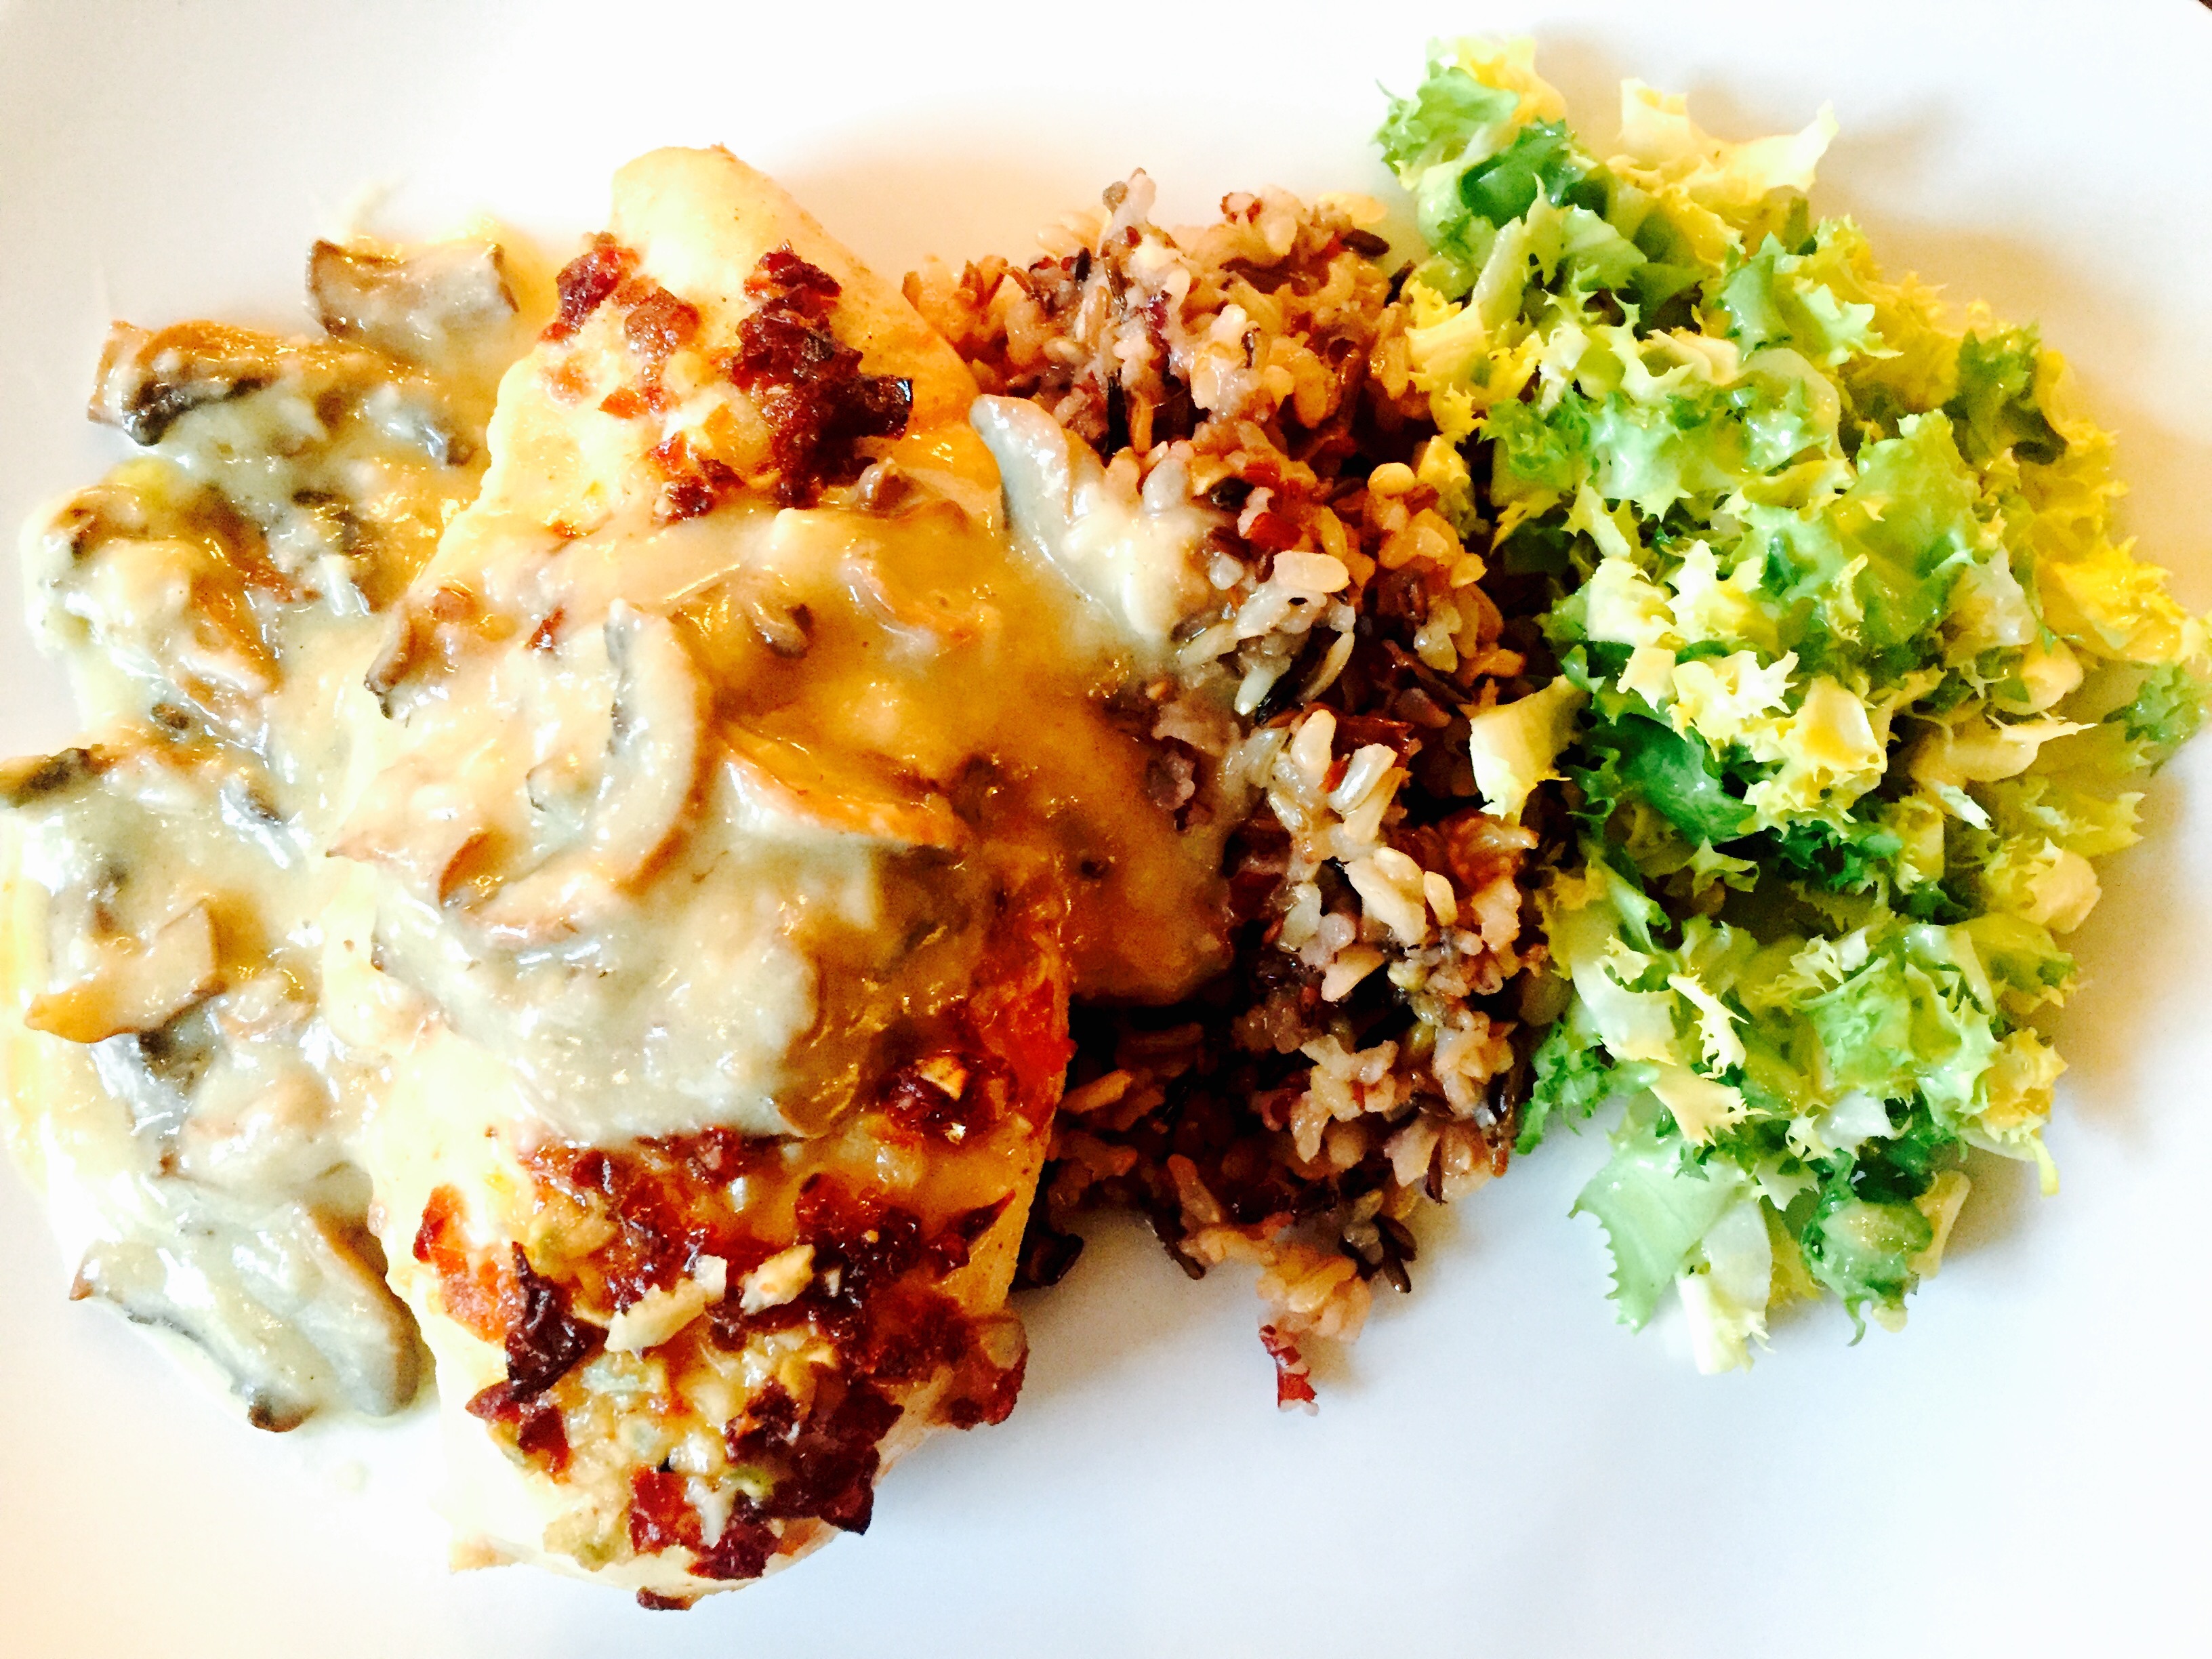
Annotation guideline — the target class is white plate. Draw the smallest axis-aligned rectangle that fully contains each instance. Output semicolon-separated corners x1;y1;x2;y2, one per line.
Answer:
3;2;2209;1653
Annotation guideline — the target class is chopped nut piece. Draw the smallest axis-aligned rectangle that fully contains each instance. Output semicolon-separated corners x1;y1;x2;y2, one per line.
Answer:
604;1256;728;1354
738;1244;815;1314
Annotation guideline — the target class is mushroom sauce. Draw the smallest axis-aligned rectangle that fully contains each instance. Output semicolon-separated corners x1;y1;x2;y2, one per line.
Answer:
1;150;1235;1486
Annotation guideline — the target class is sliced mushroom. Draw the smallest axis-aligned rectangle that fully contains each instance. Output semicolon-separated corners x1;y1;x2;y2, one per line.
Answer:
362;582;496;712
88;321;314;446
228;1204;423;1418
89;318;466;468
91;323;270;445
170;981;353;1196
0;746;107;808
72;1235;321;1431
971;392;1221;663
722;727;965;849
71;1198;422;1428
25;901;224;1045
87;1010;218;1146
332;794;492;907
361;609;430;706
30;474;293;734
594;607;710;884
471;603;708;941
41;478;153;566
744;590;813;658
63;533;282;710
309;238;518;364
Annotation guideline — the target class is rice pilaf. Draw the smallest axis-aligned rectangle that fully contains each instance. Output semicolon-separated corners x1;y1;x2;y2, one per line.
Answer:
908;175;1561;1406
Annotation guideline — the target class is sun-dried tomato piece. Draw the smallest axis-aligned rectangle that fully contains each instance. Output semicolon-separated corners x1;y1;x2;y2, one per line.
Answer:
728;245;912;506
792;1176;924;1295
513;1397;572;1471
690;1504;779;1582
533;1147;696;1312
878;1054;1010;1145
544;234;638;342
623;284;701;379
745;246;841;320
411;1185;510;1340
659;474;718;522
463;1379;518;1422
628;1468;705;1555
1259;1324;1317;1413
937;1313;1028;1431
925;1194;1012;1276
724;1372;904;1532
657;1126;781;1185
523;1136;785;1330
728;1380;800;1450
855;1288;971;1387
727;1374;903;1534
504;1245;602;1397
464;1381;572;1475
642;430;743;523
657;457;741;523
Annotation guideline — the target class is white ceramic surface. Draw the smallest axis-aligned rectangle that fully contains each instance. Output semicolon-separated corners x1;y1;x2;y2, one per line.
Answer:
2;2;2207;1654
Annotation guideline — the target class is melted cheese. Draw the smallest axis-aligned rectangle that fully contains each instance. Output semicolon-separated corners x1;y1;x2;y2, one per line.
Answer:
336;148;1228;1145
3;148;1237;1593
972;394;1222;667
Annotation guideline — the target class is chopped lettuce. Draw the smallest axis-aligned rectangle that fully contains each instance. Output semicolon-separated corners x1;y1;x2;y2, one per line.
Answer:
1466;675;1586;820
1572;1113;1748;1328
1386;39;2210;1367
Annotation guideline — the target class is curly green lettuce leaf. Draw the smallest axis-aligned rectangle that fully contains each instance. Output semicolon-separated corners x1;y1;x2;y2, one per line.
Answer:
1572;1113;1750;1328
1945;326;2065;466
2108;661;2209;768
1717;230;1885;368
1376;39;1580;299
1523;1004;1639;1151
1569;705;1755;844
1466;675;1587;821
1381;37;2211;1369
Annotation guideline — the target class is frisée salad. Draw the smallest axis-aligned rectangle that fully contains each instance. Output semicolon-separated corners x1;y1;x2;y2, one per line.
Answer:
1378;40;2210;1368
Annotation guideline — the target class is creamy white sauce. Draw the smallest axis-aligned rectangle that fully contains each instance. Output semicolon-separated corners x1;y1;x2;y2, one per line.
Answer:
5;165;1234;1467
971;394;1223;668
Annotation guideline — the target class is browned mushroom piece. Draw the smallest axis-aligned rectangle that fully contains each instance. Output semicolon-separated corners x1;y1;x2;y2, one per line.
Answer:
0;746;108;808
27;487;284;736
308;237;518;364
71;1235;322;1431
88;318;470;469
71;1197;423;1427
346;602;716;943
23;901;224;1045
89;321;308;445
239;1203;424;1416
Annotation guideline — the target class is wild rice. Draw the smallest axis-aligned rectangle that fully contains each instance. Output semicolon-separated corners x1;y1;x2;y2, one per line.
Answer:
909;176;1556;1405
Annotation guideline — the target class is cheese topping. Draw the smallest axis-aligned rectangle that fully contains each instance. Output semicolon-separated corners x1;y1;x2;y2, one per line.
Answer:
1;148;1240;1597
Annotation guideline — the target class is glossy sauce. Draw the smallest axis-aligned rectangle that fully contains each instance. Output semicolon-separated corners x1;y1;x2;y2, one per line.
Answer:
2;150;1235;1509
